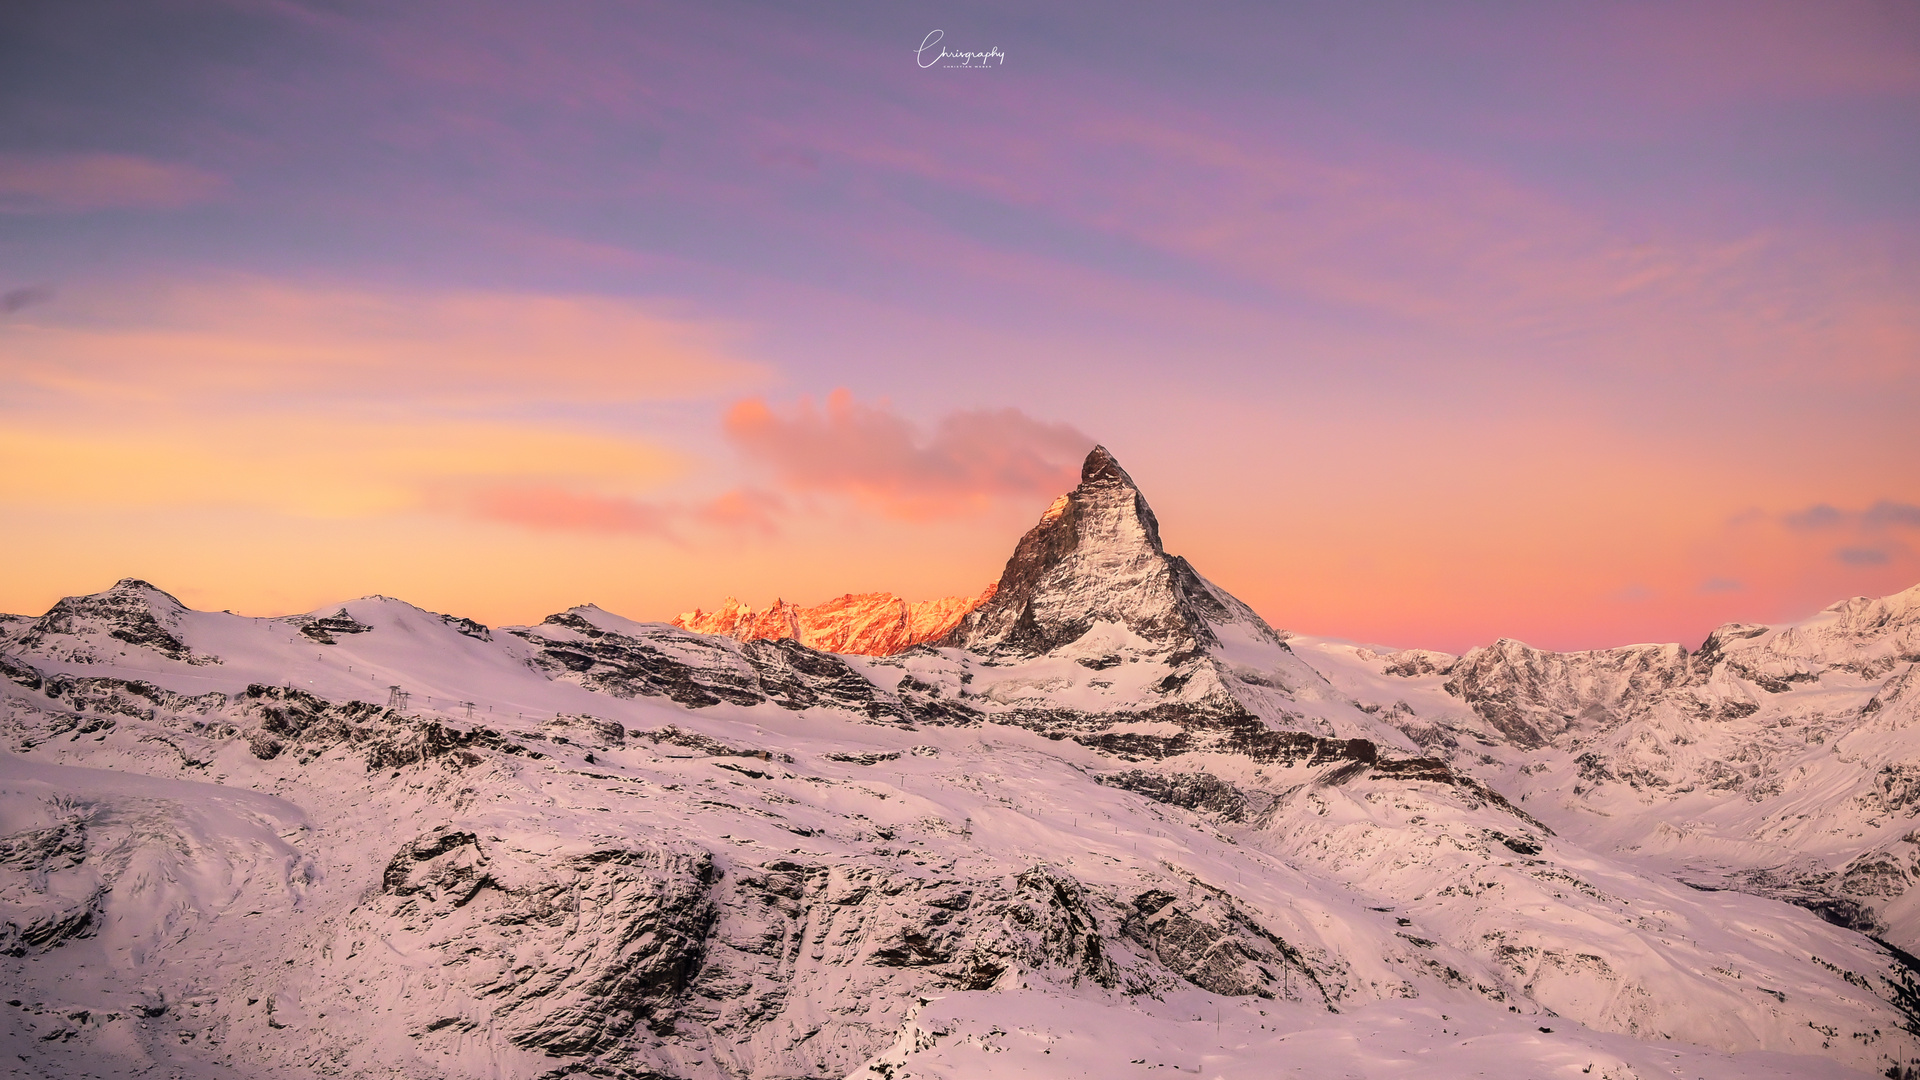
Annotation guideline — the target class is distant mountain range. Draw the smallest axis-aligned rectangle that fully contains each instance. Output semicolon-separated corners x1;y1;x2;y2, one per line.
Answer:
3;446;1917;1080
672;586;994;657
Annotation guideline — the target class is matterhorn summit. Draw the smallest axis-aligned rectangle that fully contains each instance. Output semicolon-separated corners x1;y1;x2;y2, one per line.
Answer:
5;449;1920;1080
942;445;1276;658
925;446;1411;750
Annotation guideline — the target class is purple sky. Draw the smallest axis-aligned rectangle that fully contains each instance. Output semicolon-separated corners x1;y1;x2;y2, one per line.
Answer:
3;0;1917;651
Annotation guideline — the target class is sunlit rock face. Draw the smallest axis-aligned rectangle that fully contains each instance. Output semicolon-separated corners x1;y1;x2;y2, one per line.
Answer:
673;587;995;657
939;445;1245;658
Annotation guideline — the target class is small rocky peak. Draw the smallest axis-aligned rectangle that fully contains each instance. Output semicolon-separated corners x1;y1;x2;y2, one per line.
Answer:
1080;443;1132;485
107;578;190;613
16;577;203;663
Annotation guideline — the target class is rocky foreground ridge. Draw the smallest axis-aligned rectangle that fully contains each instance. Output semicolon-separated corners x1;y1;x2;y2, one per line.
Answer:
2;447;1918;1080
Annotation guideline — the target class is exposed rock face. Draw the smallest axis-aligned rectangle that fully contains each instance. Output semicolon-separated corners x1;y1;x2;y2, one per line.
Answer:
362;829;721;1057
11;579;219;666
1098;770;1255;822
299;608;374;644
1438;639;1695;748
324;829;1332;1079
516;608;932;722
940;446;1265;658
673;587;995;657
1123;882;1322;999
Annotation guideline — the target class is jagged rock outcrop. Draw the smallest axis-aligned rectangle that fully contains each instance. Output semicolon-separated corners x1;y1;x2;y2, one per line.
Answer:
1438;639;1695;748
11;579;219;666
674;587;995;657
359;830;721;1057
311;829;1333;1079
299;608;374;644
516;608;926;722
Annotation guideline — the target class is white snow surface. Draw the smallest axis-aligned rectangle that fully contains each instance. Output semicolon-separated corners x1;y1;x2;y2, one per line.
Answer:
1286;584;1920;955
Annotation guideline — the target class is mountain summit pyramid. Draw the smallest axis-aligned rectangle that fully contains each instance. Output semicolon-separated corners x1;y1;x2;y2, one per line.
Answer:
940;445;1280;658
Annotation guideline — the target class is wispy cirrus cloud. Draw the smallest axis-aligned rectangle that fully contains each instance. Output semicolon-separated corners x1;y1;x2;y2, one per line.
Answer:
0;417;680;520
723;390;1090;520
0;153;223;213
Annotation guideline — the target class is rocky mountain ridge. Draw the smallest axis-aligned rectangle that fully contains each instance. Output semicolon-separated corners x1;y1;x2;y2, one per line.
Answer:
1290;582;1920;954
671;586;994;657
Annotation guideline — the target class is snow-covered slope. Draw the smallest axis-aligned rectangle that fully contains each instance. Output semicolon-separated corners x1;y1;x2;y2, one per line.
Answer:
4;450;1918;1080
1291;583;1920;953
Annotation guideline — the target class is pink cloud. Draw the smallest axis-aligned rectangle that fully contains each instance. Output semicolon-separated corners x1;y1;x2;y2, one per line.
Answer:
0;154;224;213
724;390;1090;520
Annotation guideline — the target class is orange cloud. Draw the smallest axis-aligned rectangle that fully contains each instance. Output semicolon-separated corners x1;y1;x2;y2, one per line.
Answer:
724;390;1090;520
0;153;223;213
0;418;681;519
0;279;784;550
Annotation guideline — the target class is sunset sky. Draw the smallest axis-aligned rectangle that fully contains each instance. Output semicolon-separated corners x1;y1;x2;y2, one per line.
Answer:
3;0;1917;652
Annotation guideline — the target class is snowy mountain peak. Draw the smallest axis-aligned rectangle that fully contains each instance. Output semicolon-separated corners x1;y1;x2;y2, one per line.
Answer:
939;446;1211;657
10;578;211;666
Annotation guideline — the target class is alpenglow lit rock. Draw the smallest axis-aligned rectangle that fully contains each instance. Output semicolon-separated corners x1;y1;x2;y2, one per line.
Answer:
939;445;1277;658
671;587;994;657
